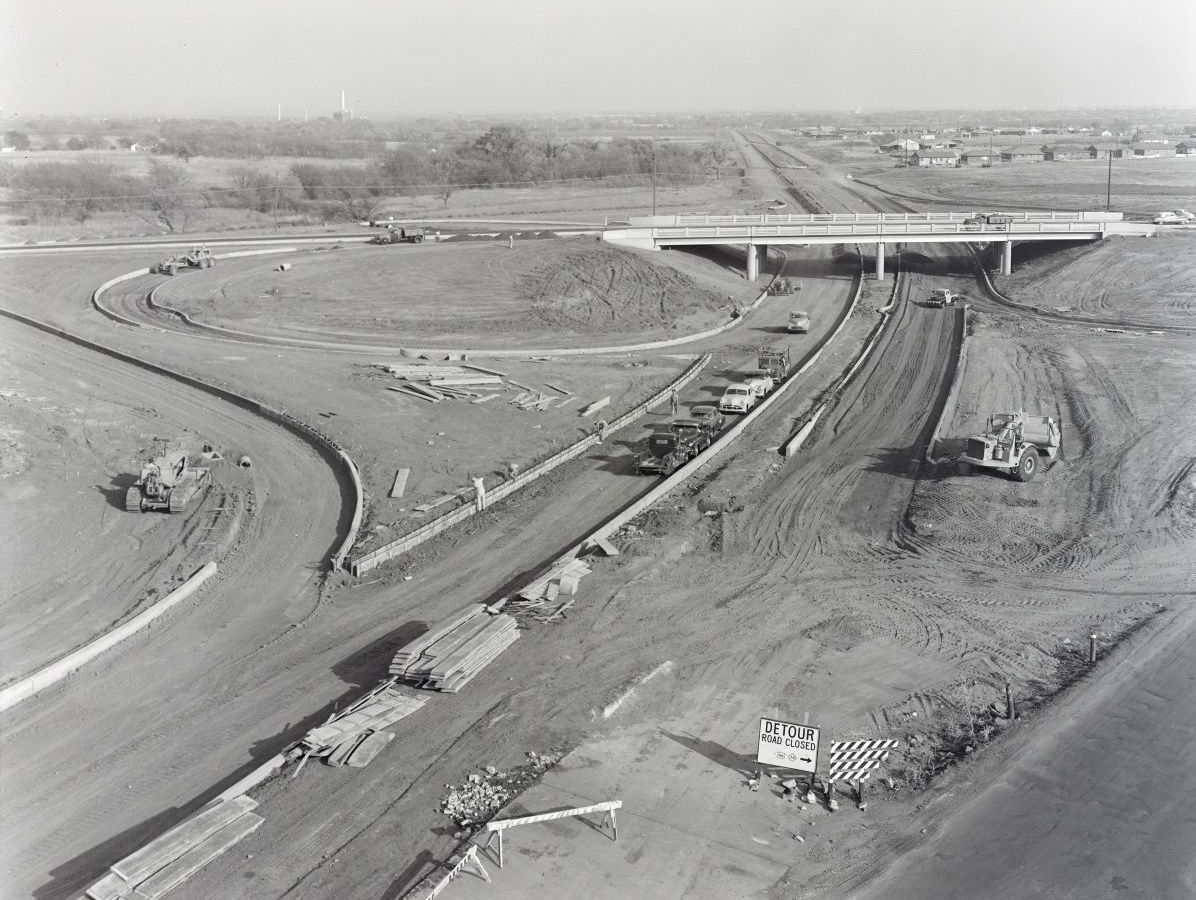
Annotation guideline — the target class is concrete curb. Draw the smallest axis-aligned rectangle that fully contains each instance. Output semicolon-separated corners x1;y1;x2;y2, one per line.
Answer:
1;307;363;574
0;563;217;714
94;252;775;358
925;304;970;462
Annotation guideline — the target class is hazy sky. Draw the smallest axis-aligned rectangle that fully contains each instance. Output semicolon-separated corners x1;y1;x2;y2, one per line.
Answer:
3;0;1194;117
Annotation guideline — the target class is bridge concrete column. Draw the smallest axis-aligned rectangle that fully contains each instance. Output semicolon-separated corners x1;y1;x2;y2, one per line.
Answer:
999;240;1013;276
875;242;886;280
746;243;759;281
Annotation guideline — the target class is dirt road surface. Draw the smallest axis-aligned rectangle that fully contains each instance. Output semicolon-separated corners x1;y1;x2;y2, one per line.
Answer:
847;605;1196;900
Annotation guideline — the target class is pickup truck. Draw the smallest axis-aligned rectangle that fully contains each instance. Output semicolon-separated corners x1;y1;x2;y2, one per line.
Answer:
719;383;756;414
927;289;957;308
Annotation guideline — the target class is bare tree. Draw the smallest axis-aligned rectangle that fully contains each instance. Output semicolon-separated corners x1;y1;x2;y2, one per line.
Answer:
143;159;193;232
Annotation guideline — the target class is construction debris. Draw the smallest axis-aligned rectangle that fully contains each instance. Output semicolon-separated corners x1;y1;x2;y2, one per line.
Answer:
390;468;410;499
508;558;594;622
581;396;611;417
390;604;520;692
298;683;425;762
590;536;620;556
440;750;564;828
84;796;263;900
545;382;573;396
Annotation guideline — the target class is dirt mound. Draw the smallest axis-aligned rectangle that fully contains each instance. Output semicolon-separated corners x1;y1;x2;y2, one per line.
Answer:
517;245;724;331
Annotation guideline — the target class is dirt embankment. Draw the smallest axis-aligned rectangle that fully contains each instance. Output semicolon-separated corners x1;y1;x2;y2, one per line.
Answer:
1002;232;1196;327
155;238;750;347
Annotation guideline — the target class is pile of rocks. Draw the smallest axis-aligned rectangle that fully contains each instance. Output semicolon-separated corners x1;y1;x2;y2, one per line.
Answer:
440;750;564;829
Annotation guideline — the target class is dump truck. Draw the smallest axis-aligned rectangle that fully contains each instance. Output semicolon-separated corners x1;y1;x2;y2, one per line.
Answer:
959;411;1061;481
635;432;689;476
767;277;802;295
757;346;791;380
963;213;1014;227
151;246;214;275
126;449;212;513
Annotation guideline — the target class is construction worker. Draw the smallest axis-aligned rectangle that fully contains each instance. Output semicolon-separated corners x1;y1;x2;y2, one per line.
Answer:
597;419;608;443
471;476;486;513
669;390;679;416
507;461;521;479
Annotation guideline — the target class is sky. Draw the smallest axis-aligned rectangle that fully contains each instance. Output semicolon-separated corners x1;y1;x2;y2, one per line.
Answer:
2;0;1194;118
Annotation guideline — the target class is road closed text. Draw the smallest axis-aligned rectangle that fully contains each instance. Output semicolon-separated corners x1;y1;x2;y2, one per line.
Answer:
757;716;820;773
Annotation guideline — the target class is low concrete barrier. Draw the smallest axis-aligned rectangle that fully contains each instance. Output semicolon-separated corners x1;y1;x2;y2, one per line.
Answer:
0;562;217;713
925;304;970;462
2;307;363;575
349;354;713;575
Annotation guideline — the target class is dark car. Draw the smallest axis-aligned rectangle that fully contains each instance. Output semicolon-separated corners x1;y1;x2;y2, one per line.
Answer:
689;404;726;432
670;418;715;458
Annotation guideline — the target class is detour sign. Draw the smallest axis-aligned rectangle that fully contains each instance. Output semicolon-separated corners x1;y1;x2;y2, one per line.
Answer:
757;717;820;774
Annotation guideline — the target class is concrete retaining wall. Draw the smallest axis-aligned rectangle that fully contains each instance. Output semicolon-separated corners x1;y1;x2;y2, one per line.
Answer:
0;563;217;713
349;353;713;575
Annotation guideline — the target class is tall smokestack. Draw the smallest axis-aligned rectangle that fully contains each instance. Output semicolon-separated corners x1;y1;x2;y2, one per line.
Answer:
341;90;346;114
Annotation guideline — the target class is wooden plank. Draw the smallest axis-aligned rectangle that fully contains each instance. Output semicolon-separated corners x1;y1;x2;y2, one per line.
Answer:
507;380;536;392
581;396;611;417
389;468;410;499
471;394;499;405
112;796;257;884
430;376;503;387
347;731;395;767
326;732;369;768
462;363;509;378
545;382;573;396
84;872;131;900
388;386;437;403
132;813;264;900
405;383;446;401
592;536;620;556
555;396;577;410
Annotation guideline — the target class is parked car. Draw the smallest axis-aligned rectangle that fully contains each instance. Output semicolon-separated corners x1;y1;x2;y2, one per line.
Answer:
719;383;756;414
745;369;776;392
689;404;726;432
1153;209;1194;225
745;375;772;400
635;432;689;476
670;418;715;458
787;311;811;334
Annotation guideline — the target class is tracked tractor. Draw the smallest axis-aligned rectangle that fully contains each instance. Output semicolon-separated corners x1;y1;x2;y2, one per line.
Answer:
126;449;212;513
959;411;1061;481
151;246;214;275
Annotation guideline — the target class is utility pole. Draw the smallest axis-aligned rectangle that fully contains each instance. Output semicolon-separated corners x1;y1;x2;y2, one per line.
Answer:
651;142;658;218
1106;150;1113;211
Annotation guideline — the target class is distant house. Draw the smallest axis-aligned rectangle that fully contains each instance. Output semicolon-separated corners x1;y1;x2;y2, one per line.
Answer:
1087;143;1129;159
1042;144;1087;161
1129;143;1173;159
960;151;1000;166
911;149;960;167
1001;144;1045;163
1176;141;1196;156
881;138;920;152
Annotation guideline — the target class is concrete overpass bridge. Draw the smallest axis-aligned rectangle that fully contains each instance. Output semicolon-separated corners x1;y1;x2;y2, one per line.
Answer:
603;211;1156;278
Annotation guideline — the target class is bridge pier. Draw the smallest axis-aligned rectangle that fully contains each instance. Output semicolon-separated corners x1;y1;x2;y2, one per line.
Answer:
875;242;885;280
746;243;760;281
999;240;1013;276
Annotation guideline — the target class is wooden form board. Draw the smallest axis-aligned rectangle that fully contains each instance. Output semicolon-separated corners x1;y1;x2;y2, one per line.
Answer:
389;468;410;498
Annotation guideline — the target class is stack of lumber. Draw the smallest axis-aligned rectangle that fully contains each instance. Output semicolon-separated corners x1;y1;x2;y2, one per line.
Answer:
512;558;592;622
299;683;426;766
390;604;520;693
509;390;563;411
84;797;263;900
378;362;510;403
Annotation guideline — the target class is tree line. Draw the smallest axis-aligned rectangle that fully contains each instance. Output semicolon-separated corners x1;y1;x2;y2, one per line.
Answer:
3;124;730;230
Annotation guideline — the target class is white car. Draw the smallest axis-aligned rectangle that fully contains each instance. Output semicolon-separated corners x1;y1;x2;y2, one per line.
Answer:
719;383;756;414
1153;209;1194;225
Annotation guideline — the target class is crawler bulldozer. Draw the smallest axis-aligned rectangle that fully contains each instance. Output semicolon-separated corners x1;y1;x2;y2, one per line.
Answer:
126;449;211;513
960;411;1061;481
151;246;214;276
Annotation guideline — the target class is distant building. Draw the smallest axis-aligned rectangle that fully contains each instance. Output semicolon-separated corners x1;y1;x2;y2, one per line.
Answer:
1129;143;1174;159
1176;141;1196;156
960;151;1000;166
911;149;959;167
1087;143;1129;159
1042;144;1087;161
882;138;920;152
1001;144;1046;163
